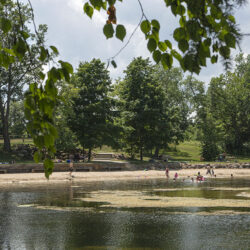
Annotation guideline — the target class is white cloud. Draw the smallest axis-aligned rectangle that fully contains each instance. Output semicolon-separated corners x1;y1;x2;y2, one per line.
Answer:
30;0;250;83
67;0;83;13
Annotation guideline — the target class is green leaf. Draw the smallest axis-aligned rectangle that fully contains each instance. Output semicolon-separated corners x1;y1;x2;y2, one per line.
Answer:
13;39;27;59
38;71;45;80
103;23;114;39
161;53;173;69
147;38;157;52
48;67;61;81
228;15;235;24
178;39;189;53
173;27;186;41
186;20;200;41
102;1;107;9
211;55;218;64
116;24;126;41
34;136;44;149
171;49;182;61
44;134;53;147
204;38;211;47
0;18;11;33
151;19;160;30
219;46;230;58
111;60;117;68
90;0;103;10
165;40;172;49
108;0;116;5
171;4;178;16
140;20;151;34
150;27;159;42
39;46;48;61
224;33;236;48
179;16;186;27
44;158;54;179
176;4;185;15
20;31;30;40
153;50;161;63
59;61;73;74
3;48;15;56
158;41;167;52
33;151;41;163
50;46;59;55
83;3;94;18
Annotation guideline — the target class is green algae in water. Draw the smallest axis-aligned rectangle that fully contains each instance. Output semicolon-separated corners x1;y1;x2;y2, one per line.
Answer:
148;189;250;200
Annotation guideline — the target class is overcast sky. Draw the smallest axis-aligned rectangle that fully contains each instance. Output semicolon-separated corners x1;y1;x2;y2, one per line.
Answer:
30;0;250;84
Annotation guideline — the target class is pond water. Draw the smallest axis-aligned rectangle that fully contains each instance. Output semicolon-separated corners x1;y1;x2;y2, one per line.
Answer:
0;178;250;249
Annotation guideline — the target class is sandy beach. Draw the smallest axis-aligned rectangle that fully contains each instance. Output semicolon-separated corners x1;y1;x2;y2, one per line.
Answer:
0;168;250;185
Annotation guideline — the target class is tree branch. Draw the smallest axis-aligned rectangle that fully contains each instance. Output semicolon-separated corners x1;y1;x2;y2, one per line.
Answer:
106;0;148;67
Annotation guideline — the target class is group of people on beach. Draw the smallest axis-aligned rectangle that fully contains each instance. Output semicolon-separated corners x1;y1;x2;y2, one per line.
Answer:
165;166;216;182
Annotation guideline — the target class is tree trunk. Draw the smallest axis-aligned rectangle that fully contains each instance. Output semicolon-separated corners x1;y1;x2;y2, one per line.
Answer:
2;117;11;152
140;147;143;161
154;147;159;158
88;148;92;162
0;65;12;152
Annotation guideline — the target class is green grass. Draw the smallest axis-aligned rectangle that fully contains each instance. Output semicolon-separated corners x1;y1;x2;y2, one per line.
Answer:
165;141;201;162
0;138;33;144
94;141;250;163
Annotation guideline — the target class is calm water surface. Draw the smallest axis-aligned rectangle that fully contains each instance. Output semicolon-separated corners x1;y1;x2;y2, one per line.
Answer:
0;178;250;250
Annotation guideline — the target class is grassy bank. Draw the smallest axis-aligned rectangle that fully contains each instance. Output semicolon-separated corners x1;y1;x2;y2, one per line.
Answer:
0;139;249;163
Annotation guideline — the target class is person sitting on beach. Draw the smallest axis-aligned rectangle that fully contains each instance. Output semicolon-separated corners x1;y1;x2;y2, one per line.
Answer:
197;172;203;181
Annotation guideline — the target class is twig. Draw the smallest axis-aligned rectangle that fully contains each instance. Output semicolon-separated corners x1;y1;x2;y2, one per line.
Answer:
106;0;148;67
27;0;40;41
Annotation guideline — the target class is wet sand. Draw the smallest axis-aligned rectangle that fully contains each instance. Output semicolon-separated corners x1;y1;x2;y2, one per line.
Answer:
0;168;250;185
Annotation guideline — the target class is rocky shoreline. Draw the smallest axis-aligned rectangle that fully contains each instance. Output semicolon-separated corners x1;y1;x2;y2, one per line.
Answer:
0;161;250;174
180;162;250;169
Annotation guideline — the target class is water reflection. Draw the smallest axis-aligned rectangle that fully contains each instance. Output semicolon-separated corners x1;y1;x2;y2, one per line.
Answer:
0;178;249;249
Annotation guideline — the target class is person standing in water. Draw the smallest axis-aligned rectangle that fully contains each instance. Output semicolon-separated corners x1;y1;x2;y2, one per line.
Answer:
69;160;74;178
165;167;169;178
174;172;178;180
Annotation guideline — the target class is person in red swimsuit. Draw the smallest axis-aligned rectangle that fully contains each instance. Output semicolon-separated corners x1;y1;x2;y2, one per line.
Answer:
165;167;169;178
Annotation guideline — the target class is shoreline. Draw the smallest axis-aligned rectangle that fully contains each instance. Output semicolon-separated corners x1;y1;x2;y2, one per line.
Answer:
0;168;250;186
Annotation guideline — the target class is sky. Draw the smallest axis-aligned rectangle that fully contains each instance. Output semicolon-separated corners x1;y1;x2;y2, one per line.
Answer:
29;0;250;84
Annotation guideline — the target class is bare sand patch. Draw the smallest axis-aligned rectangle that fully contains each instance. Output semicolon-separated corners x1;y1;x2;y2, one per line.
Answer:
78;190;250;208
236;192;250;198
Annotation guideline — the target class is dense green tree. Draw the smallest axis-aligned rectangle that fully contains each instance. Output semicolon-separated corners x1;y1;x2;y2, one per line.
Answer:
67;59;118;161
54;81;78;152
180;76;222;160
117;57;184;160
0;1;48;151
152;66;190;157
208;54;250;155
